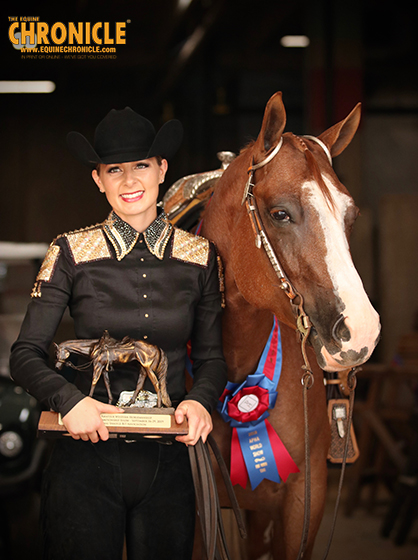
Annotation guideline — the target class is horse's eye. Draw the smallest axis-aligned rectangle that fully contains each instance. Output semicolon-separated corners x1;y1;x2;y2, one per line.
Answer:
270;209;290;222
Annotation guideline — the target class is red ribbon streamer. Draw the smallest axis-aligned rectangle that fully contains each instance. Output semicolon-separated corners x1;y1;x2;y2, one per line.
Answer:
264;420;300;482
263;319;279;381
230;427;248;488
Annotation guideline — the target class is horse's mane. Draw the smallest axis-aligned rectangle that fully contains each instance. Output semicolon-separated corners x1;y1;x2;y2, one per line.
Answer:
239;140;255;155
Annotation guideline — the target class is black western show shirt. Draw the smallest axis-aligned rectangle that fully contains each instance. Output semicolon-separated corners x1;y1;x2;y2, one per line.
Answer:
10;211;227;417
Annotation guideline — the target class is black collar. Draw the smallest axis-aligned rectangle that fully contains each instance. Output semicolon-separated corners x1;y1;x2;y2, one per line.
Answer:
103;210;173;260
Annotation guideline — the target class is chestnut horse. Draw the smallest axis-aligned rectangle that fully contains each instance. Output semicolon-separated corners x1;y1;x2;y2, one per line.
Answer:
171;92;380;559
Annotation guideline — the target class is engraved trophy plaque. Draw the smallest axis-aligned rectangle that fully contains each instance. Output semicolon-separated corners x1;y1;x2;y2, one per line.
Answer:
37;331;188;439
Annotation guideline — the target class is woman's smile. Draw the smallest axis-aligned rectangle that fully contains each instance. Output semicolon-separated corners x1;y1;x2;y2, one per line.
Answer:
120;190;145;202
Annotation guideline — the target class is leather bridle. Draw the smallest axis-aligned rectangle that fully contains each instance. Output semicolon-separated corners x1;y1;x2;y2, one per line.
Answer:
241;133;331;299
241;134;319;377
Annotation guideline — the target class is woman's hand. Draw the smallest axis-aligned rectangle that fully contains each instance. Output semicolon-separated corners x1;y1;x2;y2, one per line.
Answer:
174;399;213;446
61;396;124;443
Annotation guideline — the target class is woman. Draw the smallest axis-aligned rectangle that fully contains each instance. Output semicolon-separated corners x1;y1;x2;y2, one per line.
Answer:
10;107;227;560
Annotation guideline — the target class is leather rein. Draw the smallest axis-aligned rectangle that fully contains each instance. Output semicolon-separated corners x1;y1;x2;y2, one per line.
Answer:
242;134;357;560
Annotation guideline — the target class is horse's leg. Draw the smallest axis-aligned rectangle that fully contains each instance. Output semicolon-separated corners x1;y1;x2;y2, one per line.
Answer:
244;510;272;560
90;361;113;404
126;368;147;406
90;362;104;398
130;350;166;407
154;351;171;407
142;360;163;407
103;365;113;404
269;456;327;560
242;479;326;560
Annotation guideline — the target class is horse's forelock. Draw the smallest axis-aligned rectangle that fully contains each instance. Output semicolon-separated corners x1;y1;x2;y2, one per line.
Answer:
286;134;336;211
304;150;336;211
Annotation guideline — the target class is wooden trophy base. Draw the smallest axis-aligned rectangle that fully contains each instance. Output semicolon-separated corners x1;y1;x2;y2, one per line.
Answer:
38;408;188;440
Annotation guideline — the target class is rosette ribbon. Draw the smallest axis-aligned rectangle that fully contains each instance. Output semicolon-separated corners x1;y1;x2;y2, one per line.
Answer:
217;317;299;490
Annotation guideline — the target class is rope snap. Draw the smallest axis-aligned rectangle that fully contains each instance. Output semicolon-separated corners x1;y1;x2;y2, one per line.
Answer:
301;370;314;389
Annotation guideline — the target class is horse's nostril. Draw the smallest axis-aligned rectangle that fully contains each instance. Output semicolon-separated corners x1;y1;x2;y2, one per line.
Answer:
332;315;351;343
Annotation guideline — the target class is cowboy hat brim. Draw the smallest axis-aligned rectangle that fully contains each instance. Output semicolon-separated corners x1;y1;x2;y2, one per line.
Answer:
67;119;183;168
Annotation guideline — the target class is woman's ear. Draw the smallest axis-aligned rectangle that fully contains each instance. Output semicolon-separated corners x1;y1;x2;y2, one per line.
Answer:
92;169;104;192
159;159;168;184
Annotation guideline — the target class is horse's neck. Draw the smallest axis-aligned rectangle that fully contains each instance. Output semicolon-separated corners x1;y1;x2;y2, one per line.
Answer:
63;339;97;355
201;160;276;383
222;280;275;384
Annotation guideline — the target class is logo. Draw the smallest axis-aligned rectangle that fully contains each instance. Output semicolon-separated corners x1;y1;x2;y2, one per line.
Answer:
237;394;260;413
8;17;129;60
11;30;37;50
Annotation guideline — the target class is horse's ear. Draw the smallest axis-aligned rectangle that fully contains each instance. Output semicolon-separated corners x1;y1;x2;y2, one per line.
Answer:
318;103;361;158
254;92;287;155
53;342;58;349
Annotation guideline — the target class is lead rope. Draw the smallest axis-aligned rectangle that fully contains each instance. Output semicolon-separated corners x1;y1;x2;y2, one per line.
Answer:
322;368;357;560
294;295;314;560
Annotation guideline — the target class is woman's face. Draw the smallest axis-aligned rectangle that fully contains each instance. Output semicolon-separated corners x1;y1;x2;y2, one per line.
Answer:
92;157;168;231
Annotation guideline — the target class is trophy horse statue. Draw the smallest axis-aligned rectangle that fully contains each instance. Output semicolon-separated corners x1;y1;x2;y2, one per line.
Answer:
55;330;171;409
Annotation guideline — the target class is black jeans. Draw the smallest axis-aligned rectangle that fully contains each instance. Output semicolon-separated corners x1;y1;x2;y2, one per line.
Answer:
41;437;195;560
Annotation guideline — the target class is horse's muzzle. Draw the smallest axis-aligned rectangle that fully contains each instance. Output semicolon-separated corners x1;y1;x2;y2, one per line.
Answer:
308;321;380;372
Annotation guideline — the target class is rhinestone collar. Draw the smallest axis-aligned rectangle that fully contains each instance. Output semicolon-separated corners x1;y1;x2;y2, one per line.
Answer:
103;210;173;261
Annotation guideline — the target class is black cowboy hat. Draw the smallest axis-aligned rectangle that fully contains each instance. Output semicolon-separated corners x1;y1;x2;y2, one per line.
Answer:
67;107;183;168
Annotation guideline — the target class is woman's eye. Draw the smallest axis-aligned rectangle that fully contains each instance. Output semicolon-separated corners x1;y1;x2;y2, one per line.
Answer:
135;163;148;169
107;166;121;174
270;209;291;222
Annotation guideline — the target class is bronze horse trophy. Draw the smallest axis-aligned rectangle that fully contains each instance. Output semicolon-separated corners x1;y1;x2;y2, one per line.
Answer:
55;330;171;409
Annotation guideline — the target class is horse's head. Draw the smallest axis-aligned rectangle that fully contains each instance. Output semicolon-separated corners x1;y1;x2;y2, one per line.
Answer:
219;92;380;372
54;343;70;370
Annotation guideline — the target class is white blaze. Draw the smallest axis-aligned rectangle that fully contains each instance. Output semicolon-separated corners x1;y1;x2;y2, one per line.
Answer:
302;177;380;371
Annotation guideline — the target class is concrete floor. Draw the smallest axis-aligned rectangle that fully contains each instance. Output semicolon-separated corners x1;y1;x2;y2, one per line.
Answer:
314;507;418;560
312;470;418;560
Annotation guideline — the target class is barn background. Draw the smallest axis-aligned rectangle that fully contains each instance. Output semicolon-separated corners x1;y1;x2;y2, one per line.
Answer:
0;0;417;558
